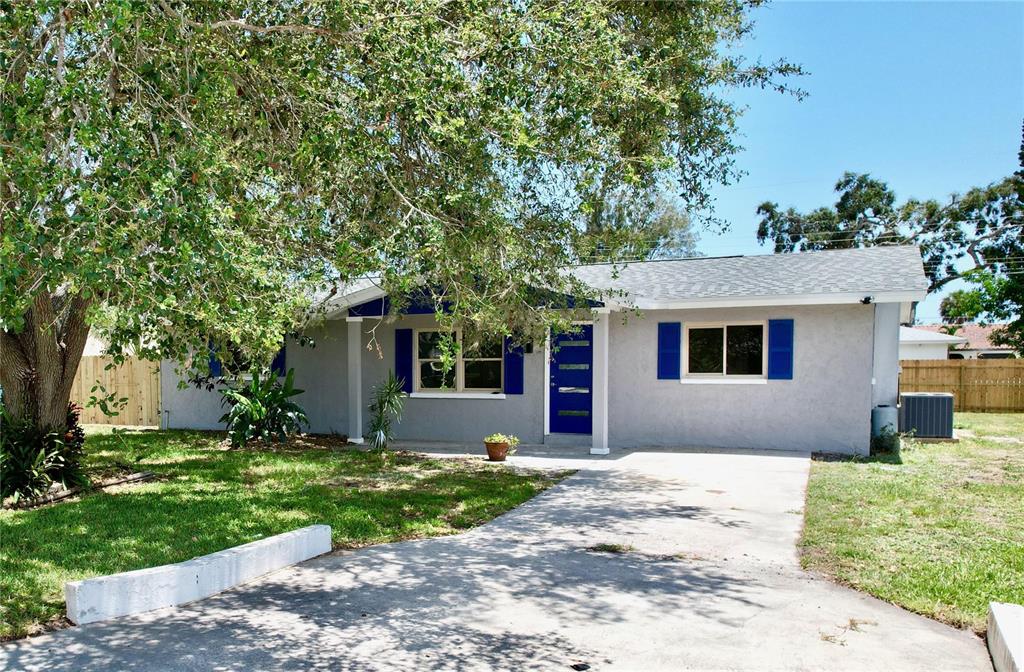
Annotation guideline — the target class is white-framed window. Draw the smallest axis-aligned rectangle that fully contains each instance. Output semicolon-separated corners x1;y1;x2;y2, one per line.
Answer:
684;322;766;378
415;329;503;392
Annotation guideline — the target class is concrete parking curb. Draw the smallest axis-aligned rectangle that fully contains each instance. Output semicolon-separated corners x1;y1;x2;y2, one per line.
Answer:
65;524;332;625
989;602;1023;672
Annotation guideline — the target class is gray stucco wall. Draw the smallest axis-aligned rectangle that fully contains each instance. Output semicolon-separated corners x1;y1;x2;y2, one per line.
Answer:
161;302;890;454
358;314;546;444
286;322;350;434
160;322;349;434
160;360;224;430
607;304;876;455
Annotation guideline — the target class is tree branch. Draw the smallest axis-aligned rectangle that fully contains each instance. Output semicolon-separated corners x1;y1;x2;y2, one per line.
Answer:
157;2;347;39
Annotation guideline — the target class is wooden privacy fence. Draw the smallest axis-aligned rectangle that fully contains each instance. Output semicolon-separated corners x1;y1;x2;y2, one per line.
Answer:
71;356;161;426
899;359;1024;412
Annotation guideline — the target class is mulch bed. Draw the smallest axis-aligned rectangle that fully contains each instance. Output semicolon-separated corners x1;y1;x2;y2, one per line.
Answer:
220;433;358;452
2;471;157;511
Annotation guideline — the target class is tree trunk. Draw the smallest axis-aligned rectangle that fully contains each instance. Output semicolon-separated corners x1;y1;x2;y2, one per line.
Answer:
0;292;91;431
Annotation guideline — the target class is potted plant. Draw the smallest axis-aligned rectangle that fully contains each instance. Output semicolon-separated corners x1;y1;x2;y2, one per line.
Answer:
483;433;520;462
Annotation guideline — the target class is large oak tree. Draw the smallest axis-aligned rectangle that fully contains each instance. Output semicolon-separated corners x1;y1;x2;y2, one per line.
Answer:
2;0;800;432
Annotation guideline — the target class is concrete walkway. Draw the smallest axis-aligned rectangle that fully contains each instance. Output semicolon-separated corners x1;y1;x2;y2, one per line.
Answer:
1;448;989;671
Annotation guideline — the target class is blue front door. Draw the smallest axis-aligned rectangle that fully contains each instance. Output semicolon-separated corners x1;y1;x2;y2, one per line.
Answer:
549;325;593;434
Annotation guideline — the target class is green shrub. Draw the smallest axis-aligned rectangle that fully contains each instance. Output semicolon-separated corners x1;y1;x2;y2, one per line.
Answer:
366;371;405;451
870;426;901;456
219;369;308;447
54;403;87;484
0;403;89;502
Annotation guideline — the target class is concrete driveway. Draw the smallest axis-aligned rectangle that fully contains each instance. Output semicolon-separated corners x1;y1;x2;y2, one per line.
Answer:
1;448;989;671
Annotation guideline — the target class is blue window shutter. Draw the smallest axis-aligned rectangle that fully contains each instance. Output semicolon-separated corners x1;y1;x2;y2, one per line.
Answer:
271;346;286;376
395;329;413;393
208;341;223;377
208;352;222;377
503;336;525;394
767;319;794;380
657;322;681;379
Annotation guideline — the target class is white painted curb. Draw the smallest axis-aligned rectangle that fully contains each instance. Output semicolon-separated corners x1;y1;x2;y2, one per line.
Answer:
989;602;1023;672
65;524;332;625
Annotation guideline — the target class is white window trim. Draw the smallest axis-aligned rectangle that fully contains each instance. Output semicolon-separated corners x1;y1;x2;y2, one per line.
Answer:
409;392;507;400
682;321;768;380
680;378;768;386
414;328;504;393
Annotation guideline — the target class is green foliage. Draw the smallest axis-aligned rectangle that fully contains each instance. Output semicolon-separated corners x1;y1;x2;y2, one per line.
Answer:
935;126;1024;353
0;403;88;502
218;369;308;448
756;126;1023;335
869;426;901;457
580;185;700;262
939;290;984;326
85;383;129;419
366;371;406;451
0;420;62;503
483;433;520;446
2;1;801;373
484;433;520;455
55;403;87;485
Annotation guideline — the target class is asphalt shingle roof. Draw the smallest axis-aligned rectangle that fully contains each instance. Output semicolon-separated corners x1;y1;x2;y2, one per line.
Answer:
566;245;928;305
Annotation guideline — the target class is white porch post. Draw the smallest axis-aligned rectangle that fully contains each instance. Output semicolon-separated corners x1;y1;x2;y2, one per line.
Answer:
591;310;611;455
346;317;364;444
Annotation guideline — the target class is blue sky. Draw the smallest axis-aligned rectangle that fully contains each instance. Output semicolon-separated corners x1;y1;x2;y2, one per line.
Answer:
700;1;1023;323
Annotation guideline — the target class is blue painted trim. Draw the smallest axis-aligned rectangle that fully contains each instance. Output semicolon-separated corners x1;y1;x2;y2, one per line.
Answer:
208;352;222;377
348;297;389;318
767;319;794;380
348;294;446;317
270;346;286;376
657;322;681;380
348;287;598;317
503;337;525;394
395;329;413;393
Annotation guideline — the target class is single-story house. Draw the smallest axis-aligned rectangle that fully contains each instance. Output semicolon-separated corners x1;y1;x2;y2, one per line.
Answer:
898;326;966;360
912;323;1018;359
160;245;929;456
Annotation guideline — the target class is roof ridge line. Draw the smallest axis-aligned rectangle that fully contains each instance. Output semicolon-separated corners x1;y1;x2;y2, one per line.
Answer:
569;244;921;269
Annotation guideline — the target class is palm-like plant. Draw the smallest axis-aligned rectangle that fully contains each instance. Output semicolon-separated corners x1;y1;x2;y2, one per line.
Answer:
366;371;406;451
219;369;308;448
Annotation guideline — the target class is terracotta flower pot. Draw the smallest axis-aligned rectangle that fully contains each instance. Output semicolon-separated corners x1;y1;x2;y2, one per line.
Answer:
485;441;510;462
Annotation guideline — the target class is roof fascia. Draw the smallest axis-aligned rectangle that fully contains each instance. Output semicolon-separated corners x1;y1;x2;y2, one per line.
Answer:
625;290;927;311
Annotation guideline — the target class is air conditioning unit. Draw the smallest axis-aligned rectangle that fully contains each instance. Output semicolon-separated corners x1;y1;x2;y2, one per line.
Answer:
898;393;954;439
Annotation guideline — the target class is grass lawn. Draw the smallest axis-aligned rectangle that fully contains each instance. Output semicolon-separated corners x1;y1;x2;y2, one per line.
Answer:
801;412;1024;633
0;428;567;640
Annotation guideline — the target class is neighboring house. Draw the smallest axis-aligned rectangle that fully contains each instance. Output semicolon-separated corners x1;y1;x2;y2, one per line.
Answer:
898;326;966;360
914;323;1018;359
160;246;929;456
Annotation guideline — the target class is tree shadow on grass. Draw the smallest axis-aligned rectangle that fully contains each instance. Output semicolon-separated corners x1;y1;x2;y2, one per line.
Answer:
2;469;766;671
1;444;562;639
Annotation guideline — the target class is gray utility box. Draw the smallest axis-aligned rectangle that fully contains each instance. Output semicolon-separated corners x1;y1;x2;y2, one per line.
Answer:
899;392;954;438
